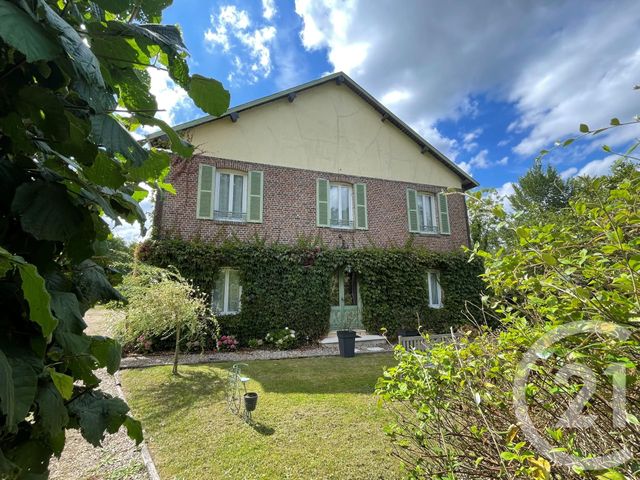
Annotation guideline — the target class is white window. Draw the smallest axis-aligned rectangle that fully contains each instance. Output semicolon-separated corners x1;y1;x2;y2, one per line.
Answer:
214;170;247;221
427;271;443;308
212;269;242;315
329;183;353;228
417;193;438;234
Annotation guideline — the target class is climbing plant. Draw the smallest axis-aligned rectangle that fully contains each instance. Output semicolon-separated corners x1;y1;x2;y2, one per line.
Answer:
138;239;485;345
0;0;229;477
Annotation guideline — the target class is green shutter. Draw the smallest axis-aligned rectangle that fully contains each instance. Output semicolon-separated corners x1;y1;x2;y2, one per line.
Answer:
406;189;419;233
354;183;368;230
247;170;263;223
316;178;330;227
438;192;450;235
197;164;215;219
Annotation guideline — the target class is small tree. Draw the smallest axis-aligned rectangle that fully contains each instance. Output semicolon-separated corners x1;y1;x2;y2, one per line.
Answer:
114;266;214;375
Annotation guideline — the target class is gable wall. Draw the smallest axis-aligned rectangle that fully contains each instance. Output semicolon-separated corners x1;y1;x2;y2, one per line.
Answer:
186;82;463;189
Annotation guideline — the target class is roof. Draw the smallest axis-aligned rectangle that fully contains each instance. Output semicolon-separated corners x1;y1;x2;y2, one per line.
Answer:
148;72;479;190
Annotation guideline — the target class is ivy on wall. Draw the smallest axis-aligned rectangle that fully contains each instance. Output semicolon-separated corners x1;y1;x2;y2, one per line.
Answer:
138;238;484;343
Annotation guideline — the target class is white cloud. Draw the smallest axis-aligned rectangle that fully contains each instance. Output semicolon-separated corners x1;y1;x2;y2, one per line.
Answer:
204;5;277;83
497;156;509;166
457;149;508;173
462;128;482;152
293;0;640;171
577;155;619;177
381;89;411;106
560;166;578;179
496;181;515;211
262;0;276;20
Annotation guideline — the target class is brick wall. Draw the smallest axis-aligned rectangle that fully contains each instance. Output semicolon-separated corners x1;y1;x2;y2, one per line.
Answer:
154;155;471;251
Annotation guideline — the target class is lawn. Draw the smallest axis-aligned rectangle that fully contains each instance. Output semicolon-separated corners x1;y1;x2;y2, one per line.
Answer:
120;353;401;480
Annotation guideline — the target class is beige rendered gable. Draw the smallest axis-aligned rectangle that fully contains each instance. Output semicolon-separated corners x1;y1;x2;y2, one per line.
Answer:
187;82;463;188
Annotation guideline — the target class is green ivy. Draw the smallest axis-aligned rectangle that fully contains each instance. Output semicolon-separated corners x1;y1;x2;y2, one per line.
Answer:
138;239;484;343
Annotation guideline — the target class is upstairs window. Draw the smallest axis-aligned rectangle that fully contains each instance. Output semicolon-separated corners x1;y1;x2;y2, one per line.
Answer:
197;165;263;223
212;268;242;315
417;193;438;234
427;271;443;308
214;170;247;221
317;179;368;230
329;183;353;228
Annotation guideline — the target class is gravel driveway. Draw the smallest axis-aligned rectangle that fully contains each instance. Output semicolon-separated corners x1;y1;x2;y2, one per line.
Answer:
49;309;149;480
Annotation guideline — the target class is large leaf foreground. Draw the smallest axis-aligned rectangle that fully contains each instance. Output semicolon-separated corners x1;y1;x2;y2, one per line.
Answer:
0;0;229;477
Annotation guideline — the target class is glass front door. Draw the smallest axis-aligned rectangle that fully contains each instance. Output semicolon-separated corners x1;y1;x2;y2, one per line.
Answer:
329;269;363;330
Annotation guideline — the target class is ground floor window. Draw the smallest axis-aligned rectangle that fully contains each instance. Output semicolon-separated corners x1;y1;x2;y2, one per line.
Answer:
212;268;242;314
427;271;443;308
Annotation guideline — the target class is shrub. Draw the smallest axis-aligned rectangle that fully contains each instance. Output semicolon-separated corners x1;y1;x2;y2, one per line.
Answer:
376;167;640;478
247;338;263;349
217;335;239;351
113;264;217;374
265;327;297;350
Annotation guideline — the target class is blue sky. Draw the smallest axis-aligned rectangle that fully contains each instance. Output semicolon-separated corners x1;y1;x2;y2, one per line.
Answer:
115;0;640;241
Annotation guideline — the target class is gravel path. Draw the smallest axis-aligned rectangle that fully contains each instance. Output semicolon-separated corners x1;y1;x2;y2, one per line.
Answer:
120;342;394;369
48;369;149;480
49;309;149;480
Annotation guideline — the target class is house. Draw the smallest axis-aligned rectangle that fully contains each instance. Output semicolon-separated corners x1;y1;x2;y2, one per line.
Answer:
147;72;479;337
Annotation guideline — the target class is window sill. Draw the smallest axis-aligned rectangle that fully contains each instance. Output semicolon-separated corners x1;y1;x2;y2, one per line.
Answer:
428;304;443;309
216;311;240;316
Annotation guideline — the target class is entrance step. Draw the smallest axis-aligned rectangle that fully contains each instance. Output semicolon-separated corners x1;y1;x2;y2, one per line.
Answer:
319;331;388;349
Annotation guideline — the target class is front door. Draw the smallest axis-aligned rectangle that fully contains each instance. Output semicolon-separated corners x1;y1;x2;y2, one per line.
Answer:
329;269;363;331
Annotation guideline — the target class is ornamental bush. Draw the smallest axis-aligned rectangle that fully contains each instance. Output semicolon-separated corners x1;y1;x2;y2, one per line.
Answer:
137;240;485;344
265;327;298;350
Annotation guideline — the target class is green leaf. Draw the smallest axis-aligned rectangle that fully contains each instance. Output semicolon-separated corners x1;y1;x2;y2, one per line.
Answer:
7;356;39;428
48;369;74;400
74;260;125;306
112;68;157;113
541;253;558;267
123;416;143;445
17;261;58;337
628;254;640;272
596;471;626;480
90;336;122;374
93;0;130;13
188;74;230;117
67;391;130;447
12;181;84;242
579;123;590;133
0;350;15;427
84;153;126;190
91;114;149;167
129;149;170;183
562;138;574;147
36;382;69;434
40;0;105;89
0;0;61;62
136;115;194;157
610;118;620;126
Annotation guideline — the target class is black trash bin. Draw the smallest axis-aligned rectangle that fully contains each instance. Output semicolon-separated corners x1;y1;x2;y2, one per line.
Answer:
337;330;359;357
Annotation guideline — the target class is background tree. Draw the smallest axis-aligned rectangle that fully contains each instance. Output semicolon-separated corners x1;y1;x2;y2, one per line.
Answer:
0;0;229;477
467;188;513;252
510;159;573;224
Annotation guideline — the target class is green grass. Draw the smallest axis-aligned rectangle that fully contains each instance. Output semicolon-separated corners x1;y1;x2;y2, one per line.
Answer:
120;354;400;480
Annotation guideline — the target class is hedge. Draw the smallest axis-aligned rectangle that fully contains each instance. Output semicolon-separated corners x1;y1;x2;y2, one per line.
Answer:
137;238;485;344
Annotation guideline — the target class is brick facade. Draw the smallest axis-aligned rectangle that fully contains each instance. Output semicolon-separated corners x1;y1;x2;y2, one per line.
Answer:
154;155;471;251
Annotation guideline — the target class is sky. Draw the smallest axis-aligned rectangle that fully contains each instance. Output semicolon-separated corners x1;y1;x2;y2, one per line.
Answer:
114;0;640;241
